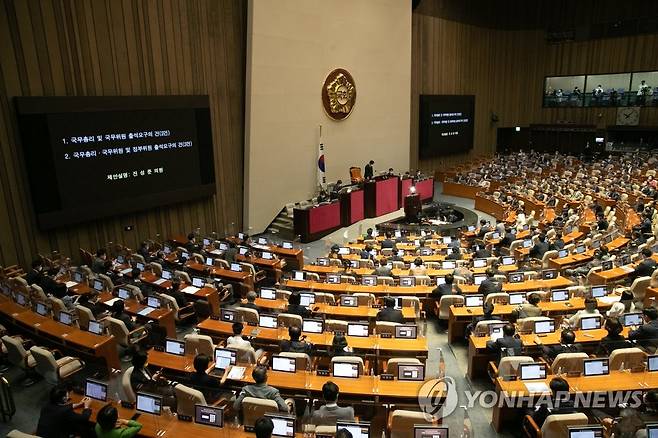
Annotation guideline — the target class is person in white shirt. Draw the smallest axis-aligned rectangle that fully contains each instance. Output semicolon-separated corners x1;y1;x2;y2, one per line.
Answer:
227;322;255;350
638;80;650;96
567;297;600;328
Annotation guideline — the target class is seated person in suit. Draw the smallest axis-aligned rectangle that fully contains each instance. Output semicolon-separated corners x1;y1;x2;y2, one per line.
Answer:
597;318;632;356
129;349;176;408
241;291;260;312
474;244;492;259
629;306;658;350
530;377;576;429
77;294;104;319
189;353;227;402
329;333;352;357
432;274;462;299
26;259;46;287
517;293;542;318
409;257;427;276
311;381;355;426
363;227;374;240
376;296;404;324
567;297;600;328
138;241;152;263
280;326;314;355
168;280;188;308
446;247;462;260
255;417;274;438
374;259;392;277
486;323;523;362
359;245;375;261
92;248;110;274
36;384;93;438
540;329;582;361
633;248;658;279
286;292;311;318
185;232;201;253
550;233;565;251
529;233;549;259
227;322;257;352
380;232;395;249
465;302;499;338
478;268;502;297
476;219;491;239
233;366;291;413
111;300;135;331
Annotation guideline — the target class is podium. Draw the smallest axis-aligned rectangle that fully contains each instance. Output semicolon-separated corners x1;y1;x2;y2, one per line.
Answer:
404;193;421;221
293;200;342;243
364;176;399;218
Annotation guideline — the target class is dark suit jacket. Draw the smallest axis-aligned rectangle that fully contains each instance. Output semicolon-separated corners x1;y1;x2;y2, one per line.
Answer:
287;304;311;318
381;239;395;249
190;372;223;401
280;339;313;355
169;289;189;308
531;400;577;430
634;259;657;279
431;283;462;299
529;241;549;259
542;343;582;360
478;278;502;296
629;320;658;348
376;307;404;324
364;164;374;179
475;248;492;258
36;402;92;438
114;311;135;331
242;302;260;312
486;335;523;361
25;269;45;287
550;239;565;250
597;334;633;356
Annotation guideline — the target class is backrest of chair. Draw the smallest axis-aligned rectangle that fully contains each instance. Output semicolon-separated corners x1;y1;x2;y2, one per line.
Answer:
277;313;302;329
386;358;422;377
518;317;553;333
106;317;129;346
306;272;320;282
390;410;434;438
474;320;504;336
497;356;534;378
242;397;279;428
184;334;215;357
378;276;395;285
48;296;66;318
331;356;364;375
279;352;311;371
174;384;206;417
375;321;400;336
30;346;58;384
98;273;114;291
124;284;144;302
438;295;464;319
7;430;41;438
541;413;588;436
551;352;588;374
631;276;652;300
609;347;647;370
315;292;335;305
414;275;431;286
325;319;348;333
122;366;136;402
30;284;47;302
75;305;94;330
353;293;374;306
485;293;509;305
235;307;259;325
160;293;180;313
276;289;291;301
175;270;192;284
2;335;27;366
233;345;257;364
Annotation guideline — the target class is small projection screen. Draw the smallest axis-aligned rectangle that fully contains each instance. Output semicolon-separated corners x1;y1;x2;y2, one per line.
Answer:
418;95;475;158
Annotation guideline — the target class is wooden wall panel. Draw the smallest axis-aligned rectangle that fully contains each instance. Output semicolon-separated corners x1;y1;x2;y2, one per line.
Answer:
0;0;246;268
412;12;658;173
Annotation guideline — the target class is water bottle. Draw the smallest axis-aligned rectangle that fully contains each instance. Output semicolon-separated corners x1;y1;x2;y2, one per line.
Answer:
556;366;563;376
619;361;625;372
371;366;378;394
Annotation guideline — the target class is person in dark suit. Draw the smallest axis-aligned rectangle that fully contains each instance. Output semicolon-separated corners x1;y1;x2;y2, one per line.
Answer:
474;244;492;259
376;297;404;323
92;248;109;274
381;232;395;249
374;259;392;277
530;377;576;429
167;280;188;308
629;306;658;350
359;245;375;261
241;291;260;312
26;259;45;287
286;292;311;318
446;247;461;260
364;160;374;179
432;273;463;299
550;233;565;251
478;268;502;297
138;241;152;262
311;381;355;426
190;353;226;402
185;233;201;253
541;330;582;361
597;214;609;231
111;300;135;331
597;318;633;356
529;234;550;259
496;228;516;250
255;417;274;438
224;241;238;264
486;323;523;362
280;326;314;355
465;302;499;338
36;385;92;438
633;248;657;279
130;349;176;408
476;219;491;239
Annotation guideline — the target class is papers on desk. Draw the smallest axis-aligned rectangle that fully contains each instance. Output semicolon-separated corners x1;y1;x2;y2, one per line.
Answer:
621;266;635;273
251;244;269;251
138;307;154;316
182;286;200;295
599;295;621;305
524;382;550;393
227;366;246;380
104;298;121;307
153;278;167;285
65;281;78;288
119;268;132;275
210;249;223;255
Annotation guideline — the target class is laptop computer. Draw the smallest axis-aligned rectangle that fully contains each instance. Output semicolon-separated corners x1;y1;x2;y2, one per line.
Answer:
580;316;601;330
568;426;603;438
465;295;483;307
165;338;185;356
271;356;297;373
85;379;108;401
534;320;555;334
347;323;369;337
332;362;360;378
583;358;609;376
395;325;417;339
136;392;162;415
518;363;547;380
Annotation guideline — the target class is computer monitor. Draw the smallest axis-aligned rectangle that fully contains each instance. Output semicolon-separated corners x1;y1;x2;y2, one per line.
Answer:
523;240;533;248
165;338;185;356
326;274;341;284
567;426;603;438
238;246;249;256
15;292;28;306
489;323;507;340
260;288;276;300
265;414;296;438
136;262;145;271
340;296;358;307
442;236;452;244
465;295;483;307
508;273;524;283
163;245;172;255
116;255;126;264
162;270;172;280
473;259;487;268
398;364;425;381
336;422;370;438
558;249;569;258
237;232;245;240
338;247;350;255
583;358;609;376
88;320;103;335
282;241;293;249
619;255;631;266
590;286;607;298
623;312;643;327
534;320;555;334
574;245;586;254
203;238;211;247
300;293;315;307
192;277;205;288
648;355;658;372
259;314;277;329
194;404;224;428
509;293;526;305
117;287;130;300
93;279;104;291
519;363;547;380
347;323;369;337
442;261;456;270
395;325;417;339
147;296;161;309
220;309;236;322
414;426;449;438
397;249;405;257
230;263;243;272
205;257;214;267
492;232;500;239
58;311;73;326
591;240;601;249
349;260;359;269
542;269;558;280
72;271;84;283
302;319;324;334
219;242;228;251
550;290;569;302
419;248;432;256
272;356;297;373
580;316;601;330
400;276;416;287
601;260;613;271
136;392;162;415
293;271;306;281
436;276;446;286
646;424;658;438
34;302;48;316
258;237;268;245
85;379;108;401
332;362;360;378
317;258;329;266
362;275;377;286
502;256;515;266
473;275;486;286
214;348;237;370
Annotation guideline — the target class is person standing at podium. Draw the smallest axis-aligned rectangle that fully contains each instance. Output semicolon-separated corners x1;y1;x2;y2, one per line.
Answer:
364;160;374;179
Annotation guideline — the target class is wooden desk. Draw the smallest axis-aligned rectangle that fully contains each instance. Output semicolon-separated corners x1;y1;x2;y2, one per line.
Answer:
474;194;508;221
284;280;435;297
196;319;428;357
140;272;221;316
0;298;119;373
302;265;342;275
459;276;574;294
266;245;303;270
98;293;176;337
186;261;254;293
442;182;479;199
235;254;284;283
294;201;342;243
253;298;417;320
57;275;93;295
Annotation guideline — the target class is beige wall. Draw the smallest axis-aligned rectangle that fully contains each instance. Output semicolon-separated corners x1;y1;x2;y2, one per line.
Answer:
245;0;411;233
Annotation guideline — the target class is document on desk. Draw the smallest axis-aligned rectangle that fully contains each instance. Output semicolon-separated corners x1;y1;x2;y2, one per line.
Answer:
153;278;167;285
524;382;550;393
182;286;200;295
210;249;223;255
119;268;133;275
228;366;246;380
138;307;154;316
104;298;121;307
65;281;78;288
621;266;635;273
598;296;620;305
